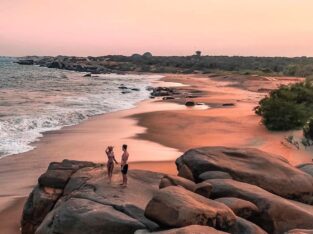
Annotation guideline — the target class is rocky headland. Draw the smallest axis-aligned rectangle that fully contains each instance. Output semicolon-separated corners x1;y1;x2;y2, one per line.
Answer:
21;147;313;234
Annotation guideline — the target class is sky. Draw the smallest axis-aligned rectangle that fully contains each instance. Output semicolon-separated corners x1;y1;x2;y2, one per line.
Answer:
1;0;313;57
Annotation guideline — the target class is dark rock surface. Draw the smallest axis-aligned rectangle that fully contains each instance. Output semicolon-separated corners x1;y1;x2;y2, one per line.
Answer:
229;217;267;234
159;174;196;191
208;179;313;234
145;186;236;230
199;171;232;181
214;197;259;220
176;147;313;203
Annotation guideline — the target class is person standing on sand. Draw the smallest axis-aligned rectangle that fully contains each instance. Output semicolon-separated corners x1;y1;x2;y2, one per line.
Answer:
105;146;118;184
120;144;129;187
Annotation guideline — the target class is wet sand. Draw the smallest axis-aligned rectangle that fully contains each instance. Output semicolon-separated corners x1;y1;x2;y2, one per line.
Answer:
0;73;312;233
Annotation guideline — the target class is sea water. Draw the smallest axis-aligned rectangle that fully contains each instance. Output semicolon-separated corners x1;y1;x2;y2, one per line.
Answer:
0;57;161;157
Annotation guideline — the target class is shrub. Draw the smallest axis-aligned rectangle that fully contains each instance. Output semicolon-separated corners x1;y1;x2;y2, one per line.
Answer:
255;79;313;131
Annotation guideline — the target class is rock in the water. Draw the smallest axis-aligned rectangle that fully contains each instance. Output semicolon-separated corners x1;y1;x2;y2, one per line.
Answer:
159;175;196;191
194;181;213;198
199;171;232;181
83;73;91;77
135;225;230;234
229;217;268;234
297;163;313;178
176;147;313;203
215;197;259;220
145;186;236;230
185;101;195;107
208;179;313;234
35;198;146;234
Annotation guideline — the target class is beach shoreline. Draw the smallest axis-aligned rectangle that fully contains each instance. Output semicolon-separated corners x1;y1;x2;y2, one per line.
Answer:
0;73;312;234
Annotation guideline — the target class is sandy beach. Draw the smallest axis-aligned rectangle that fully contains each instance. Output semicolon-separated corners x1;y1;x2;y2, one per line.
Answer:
0;73;312;233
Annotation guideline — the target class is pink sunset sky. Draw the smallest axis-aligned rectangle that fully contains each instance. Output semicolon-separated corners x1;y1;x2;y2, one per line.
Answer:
0;0;313;57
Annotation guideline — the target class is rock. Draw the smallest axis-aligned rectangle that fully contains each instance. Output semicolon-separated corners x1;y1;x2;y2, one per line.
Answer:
297;163;313;177
215;197;259;220
38;169;74;189
194;181;213;198
150;87;176;97
22;160;164;234
122;91;132;94
177;164;195;181
159;175;196;191
131;88;141;91
185;101;195;107
208;179;313;234
83;73;91;77
145;186;236;230
199;171;232;181
21;186;63;234
135;225;230;234
16;59;34;65
230;217;268;234
48;159;96;171
222;103;234;107
35;198;146;234
115;204;159;231
286;229;313;234
119;86;128;89
162;96;175;100
176;147;313;203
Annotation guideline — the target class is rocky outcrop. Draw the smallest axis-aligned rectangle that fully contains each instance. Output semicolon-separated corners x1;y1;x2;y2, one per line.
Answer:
208;179;313;234
22;147;313;234
21;161;162;234
145;186;236;230
176;147;313;203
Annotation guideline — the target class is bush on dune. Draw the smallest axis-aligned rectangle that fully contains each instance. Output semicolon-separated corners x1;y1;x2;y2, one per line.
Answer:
255;79;313;131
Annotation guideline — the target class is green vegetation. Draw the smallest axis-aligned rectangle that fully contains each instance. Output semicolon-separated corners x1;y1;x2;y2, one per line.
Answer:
255;79;313;131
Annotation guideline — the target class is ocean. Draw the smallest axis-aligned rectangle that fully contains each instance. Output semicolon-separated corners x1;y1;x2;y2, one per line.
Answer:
0;57;161;158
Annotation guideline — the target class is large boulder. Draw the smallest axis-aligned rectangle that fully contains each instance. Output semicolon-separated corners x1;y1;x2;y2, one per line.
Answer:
208;179;313;234
35;198;146;234
135;225;229;234
159;175;196;191
230;217;267;234
214;197;259;220
176;147;313;203
145;186;236;230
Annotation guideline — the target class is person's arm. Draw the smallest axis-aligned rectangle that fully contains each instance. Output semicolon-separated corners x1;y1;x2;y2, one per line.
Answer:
113;153;118;164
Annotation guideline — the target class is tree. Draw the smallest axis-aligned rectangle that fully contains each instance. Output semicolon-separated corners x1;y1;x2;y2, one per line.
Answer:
195;51;201;57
